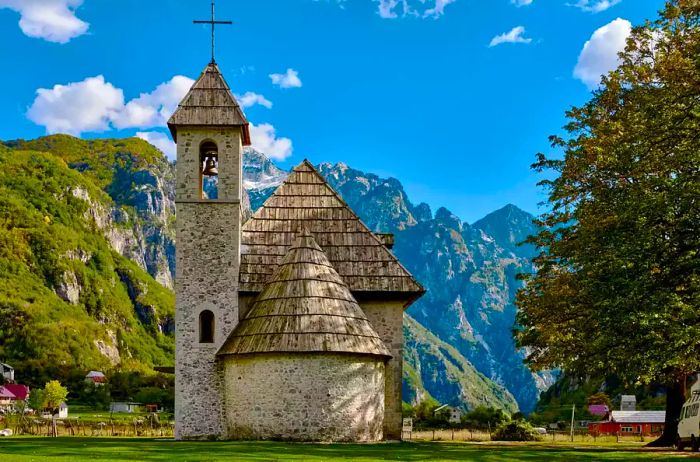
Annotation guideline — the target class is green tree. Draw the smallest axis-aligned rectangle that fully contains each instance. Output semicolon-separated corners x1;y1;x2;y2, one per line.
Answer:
27;388;44;412
413;397;440;423
587;392;612;410
81;382;112;411
515;0;700;446
463;406;510;430
43;380;68;413
402;402;415;418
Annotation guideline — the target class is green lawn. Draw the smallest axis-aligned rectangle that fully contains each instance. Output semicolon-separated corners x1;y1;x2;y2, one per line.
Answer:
0;438;699;462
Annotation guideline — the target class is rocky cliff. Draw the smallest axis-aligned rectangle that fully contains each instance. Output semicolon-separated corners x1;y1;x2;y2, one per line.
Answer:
0;136;175;385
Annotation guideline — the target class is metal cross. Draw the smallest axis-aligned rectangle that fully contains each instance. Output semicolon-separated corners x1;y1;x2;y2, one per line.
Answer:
193;1;232;64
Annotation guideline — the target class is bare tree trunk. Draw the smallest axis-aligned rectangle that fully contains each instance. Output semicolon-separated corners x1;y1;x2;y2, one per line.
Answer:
648;376;686;447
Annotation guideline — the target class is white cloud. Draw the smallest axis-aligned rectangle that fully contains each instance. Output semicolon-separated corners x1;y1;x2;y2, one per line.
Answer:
27;75;124;135
511;0;533;6
112;76;194;129
0;0;88;43
28;75;294;162
236;92;273;109
249;123;293;161
422;0;456;18
574;18;632;89
28;75;194;135
375;0;456;19
269;69;302;89
489;26;533;47
377;0;400;18
569;0;622;13
136;131;176;161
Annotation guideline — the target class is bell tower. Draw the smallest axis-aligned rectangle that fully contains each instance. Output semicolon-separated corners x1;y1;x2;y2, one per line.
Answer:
168;61;251;439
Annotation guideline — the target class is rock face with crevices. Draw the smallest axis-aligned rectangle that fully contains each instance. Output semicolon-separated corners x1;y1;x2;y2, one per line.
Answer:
0;136;175;377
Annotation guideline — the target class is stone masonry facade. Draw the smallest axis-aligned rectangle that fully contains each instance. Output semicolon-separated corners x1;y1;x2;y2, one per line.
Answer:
175;128;244;439
223;353;385;441
361;300;406;440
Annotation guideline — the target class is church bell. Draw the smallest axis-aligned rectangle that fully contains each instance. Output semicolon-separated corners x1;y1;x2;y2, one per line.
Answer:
202;155;218;177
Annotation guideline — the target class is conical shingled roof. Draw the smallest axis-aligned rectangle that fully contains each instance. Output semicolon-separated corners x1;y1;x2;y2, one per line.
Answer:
218;230;392;359
239;160;425;298
167;62;251;145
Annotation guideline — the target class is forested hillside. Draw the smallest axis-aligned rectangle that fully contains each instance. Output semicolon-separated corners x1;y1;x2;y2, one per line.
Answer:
0;137;176;386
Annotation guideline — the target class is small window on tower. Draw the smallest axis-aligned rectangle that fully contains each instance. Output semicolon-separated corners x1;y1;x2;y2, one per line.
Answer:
199;310;215;343
200;141;219;200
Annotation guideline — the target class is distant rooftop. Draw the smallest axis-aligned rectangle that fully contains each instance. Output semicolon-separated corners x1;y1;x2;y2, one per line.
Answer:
610;411;665;424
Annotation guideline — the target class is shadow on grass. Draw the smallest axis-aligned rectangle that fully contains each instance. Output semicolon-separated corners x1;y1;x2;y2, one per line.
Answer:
0;438;696;461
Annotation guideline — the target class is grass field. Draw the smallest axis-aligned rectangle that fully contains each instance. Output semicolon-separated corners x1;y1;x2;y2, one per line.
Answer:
0;438;699;461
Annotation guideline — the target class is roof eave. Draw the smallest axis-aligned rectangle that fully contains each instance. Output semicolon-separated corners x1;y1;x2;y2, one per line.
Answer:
216;349;393;362
167;122;251;146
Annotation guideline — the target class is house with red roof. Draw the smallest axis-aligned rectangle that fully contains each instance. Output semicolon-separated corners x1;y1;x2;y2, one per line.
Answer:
4;384;29;401
0;386;16;408
588;410;665;436
85;371;107;385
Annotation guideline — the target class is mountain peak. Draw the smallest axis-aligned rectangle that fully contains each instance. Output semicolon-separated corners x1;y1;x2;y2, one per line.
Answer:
472;204;537;257
435;207;462;230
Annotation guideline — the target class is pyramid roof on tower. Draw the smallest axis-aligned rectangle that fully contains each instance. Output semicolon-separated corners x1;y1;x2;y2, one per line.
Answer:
167;61;251;145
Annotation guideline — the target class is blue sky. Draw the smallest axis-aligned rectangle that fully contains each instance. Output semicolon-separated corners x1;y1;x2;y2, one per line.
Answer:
0;0;664;222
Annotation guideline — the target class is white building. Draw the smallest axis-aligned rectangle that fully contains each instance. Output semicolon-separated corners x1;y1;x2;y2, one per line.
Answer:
57;402;68;419
621;395;637;411
0;363;14;383
110;402;141;413
433;404;463;424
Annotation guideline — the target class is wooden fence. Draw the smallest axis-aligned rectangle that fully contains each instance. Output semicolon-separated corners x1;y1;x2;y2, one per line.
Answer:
404;428;651;444
3;415;174;438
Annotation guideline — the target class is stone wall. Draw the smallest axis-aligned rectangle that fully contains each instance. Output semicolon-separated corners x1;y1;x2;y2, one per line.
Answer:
175;128;243;439
360;300;405;440
223;353;385;442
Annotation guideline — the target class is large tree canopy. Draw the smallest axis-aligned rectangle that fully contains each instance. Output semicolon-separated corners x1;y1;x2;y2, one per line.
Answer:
515;0;699;445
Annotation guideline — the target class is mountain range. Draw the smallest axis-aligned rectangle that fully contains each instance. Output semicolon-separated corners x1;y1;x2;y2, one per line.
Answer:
0;135;551;412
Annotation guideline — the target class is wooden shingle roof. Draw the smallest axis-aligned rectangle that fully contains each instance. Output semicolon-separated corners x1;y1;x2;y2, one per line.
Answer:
239;160;424;299
167;62;251;145
218;230;392;359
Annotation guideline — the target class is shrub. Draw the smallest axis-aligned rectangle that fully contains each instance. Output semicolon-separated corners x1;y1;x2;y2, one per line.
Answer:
463;406;510;430
492;420;542;442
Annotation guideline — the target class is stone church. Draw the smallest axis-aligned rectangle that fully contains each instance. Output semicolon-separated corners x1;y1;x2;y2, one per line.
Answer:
169;61;424;441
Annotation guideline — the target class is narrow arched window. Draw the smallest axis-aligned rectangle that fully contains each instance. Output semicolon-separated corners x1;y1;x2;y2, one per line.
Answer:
199;310;215;343
199;140;219;200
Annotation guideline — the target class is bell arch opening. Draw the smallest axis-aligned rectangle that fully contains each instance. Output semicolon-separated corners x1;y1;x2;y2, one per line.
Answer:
199;140;219;200
199;310;215;344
